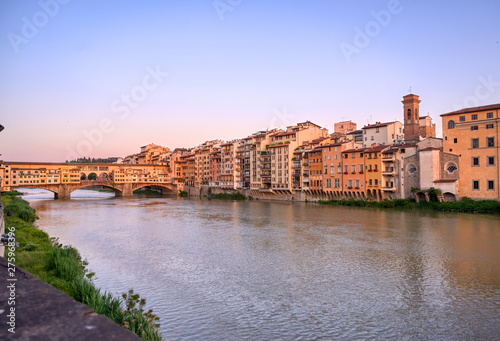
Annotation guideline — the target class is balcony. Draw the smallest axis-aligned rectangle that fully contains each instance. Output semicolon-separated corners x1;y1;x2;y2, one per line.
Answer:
382;168;395;176
382;155;395;162
382;186;396;192
292;162;301;168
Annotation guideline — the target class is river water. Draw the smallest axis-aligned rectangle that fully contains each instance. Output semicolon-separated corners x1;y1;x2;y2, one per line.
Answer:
21;189;500;340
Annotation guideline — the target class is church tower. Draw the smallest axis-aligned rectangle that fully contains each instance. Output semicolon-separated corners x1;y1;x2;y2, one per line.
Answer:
402;93;421;142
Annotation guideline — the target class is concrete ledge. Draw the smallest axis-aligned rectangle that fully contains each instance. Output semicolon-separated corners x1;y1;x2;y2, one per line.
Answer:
0;257;141;340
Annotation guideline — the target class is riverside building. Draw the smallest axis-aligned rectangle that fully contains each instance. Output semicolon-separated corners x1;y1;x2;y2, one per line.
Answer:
441;103;500;199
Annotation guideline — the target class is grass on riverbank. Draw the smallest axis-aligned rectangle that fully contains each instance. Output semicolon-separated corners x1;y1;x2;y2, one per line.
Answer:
317;197;500;214
1;193;164;340
210;192;247;200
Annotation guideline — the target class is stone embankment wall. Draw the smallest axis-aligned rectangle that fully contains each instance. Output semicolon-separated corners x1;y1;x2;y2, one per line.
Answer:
183;186;311;202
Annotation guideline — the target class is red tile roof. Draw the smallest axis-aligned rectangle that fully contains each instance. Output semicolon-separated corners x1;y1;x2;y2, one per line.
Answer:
418;147;442;152
271;131;297;137
362;121;399;129
320;142;343;148
364;145;387;152
342;148;367;153
440;103;500;116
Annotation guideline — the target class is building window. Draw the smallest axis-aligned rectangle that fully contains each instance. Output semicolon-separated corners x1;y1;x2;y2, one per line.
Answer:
369;179;373;186
335;178;340;188
488;180;495;190
459;116;466;122
487;137;495;147
446;164;458;173
473;180;480;190
371;136;374;141
472;138;479;149
471;114;478;120
356;179;360;188
488;156;495;166
448;120;455;129
375;179;378;186
454;138;457;143
486;124;494;129
487;112;493;119
472;157;480;166
471;125;478;131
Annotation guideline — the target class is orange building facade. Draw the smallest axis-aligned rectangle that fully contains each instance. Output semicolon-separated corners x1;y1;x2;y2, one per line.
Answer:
441;104;500;199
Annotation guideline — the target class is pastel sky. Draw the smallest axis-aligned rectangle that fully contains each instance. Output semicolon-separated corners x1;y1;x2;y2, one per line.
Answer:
1;0;499;161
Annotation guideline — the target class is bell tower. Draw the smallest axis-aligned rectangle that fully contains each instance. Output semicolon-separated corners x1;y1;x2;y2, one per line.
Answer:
402;93;421;142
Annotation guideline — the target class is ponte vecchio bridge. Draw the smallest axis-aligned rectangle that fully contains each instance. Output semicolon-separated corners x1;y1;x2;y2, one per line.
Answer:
0;162;177;199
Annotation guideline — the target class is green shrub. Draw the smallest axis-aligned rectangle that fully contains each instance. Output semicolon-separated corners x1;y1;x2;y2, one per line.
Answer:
318;197;500;214
210;192;247;200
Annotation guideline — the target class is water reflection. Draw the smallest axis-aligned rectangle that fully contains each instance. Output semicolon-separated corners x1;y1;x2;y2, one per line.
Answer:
21;189;500;340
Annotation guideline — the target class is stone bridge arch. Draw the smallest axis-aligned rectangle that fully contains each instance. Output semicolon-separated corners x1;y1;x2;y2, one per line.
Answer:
13;185;59;198
77;182;124;196
132;183;175;194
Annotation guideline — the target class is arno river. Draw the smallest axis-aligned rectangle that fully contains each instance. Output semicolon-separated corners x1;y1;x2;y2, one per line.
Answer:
22;189;500;340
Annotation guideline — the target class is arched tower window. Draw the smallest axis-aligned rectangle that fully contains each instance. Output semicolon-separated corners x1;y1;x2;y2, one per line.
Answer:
448;120;455;129
407;109;411;118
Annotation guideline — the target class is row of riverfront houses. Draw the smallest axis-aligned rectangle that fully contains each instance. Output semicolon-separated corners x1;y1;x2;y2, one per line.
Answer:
118;94;500;201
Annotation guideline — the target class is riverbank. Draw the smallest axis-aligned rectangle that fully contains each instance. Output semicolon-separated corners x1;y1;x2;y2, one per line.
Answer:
209;191;249;200
317;197;500;214
1;193;164;340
